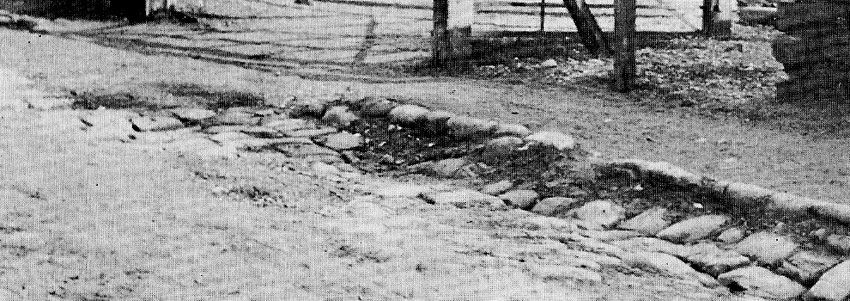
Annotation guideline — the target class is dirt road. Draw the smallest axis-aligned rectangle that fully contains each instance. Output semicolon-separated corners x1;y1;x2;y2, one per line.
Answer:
0;39;739;299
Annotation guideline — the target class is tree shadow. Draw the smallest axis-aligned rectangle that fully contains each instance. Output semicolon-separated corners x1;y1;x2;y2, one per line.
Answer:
1;0;141;20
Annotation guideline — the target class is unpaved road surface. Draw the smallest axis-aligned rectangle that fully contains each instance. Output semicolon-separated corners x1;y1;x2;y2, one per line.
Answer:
3;12;849;207
0;46;737;299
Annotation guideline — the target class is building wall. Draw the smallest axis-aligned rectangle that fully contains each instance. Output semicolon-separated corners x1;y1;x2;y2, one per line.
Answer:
773;1;850;103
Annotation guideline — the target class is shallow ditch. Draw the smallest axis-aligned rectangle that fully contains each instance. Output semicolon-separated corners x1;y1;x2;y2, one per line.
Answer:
323;102;850;257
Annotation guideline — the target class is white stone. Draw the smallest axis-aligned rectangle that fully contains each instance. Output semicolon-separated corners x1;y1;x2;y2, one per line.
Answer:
130;116;184;132
170;107;216;121
718;267;805;301
622;251;718;287
420;189;505;208
431;158;468;178
531;197;576;215
214;108;259;125
540;59;558;68
777;251;841;285
805;260;850;301
483;136;525;154
480;180;513;195
618;207;670;235
525;131;576;151
498;190;539;209
656;214;728;243
826;234;850;254
446;116;497;138
568;200;626;230
681;242;750;276
322;132;363;150
389;104;429;125
494;123;532;137
717;227;746;243
322;106;359;127
360;98;396;117
609;237;687;257
735;232;798;265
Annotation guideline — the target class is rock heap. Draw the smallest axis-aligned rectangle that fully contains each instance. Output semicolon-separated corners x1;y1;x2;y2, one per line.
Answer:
772;1;850;103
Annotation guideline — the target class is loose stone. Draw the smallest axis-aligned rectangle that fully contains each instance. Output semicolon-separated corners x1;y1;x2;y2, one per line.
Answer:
290;102;327;117
656;214;728;243
568;200;626;230
214;108;260;125
261;117;310;130
531;197;577;215
483;136;525;155
241;126;283;138
609;237;687;257
524;131;577;151
622;251;718;287
431;158;468;178
131;116;184;132
805;260;850;301
389;104;429;125
718;267;805;301
254;109;276;116
681;242;750;276
494;123;532;137
826;234;850;254
498;190;539;209
360;97;396;117
321;132;363;150
170;107;216;121
424;110;455;134
717;227;746;244
419;189;504;208
617;207;670;235
776;251;841;285
446;116;497;139
480;180;513;195
540;59;558;68
524;216;579;231
322;106;359;128
734;232;799;265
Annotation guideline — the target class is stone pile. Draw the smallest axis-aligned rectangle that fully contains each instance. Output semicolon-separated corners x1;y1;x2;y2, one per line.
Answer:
772;1;850;103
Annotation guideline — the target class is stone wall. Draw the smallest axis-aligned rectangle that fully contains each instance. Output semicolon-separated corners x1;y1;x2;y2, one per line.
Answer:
772;1;850;103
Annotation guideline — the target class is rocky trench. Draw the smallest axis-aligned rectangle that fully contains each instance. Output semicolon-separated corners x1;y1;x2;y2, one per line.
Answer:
70;91;850;301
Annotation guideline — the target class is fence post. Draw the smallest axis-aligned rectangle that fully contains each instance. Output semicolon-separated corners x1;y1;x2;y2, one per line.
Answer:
612;0;636;92
432;0;474;66
703;0;733;35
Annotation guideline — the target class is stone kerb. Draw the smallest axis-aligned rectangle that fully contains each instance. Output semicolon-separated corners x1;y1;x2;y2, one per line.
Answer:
302;96;850;227
609;159;850;225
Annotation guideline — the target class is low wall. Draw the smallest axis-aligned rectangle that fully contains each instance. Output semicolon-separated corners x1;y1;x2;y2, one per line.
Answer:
772;1;850;103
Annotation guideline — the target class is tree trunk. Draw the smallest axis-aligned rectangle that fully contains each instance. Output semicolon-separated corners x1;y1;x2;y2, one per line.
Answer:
612;0;636;92
562;0;611;55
